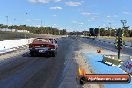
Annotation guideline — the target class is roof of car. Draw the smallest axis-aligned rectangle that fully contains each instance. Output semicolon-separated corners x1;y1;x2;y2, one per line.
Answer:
35;37;54;39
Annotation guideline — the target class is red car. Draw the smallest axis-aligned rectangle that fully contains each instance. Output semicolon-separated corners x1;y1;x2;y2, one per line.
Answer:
29;37;58;57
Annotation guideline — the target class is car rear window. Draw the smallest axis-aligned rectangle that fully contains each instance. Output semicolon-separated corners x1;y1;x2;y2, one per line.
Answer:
33;38;51;42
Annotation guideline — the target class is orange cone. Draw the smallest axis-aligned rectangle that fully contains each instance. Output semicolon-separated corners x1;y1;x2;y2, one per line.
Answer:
97;50;102;53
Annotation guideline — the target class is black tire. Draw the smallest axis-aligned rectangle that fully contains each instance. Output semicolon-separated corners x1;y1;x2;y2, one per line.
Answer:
51;52;56;57
30;51;36;57
80;77;87;85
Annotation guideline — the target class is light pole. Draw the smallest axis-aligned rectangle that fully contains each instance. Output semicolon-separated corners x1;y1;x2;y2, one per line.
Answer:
33;19;43;27
98;26;100;38
5;16;9;31
14;18;16;25
5;16;9;26
25;12;28;26
109;22;112;37
120;20;130;46
120;20;129;33
121;20;127;28
40;20;43;27
25;12;28;39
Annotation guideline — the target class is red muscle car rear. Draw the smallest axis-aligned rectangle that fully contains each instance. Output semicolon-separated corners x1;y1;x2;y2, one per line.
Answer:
29;37;58;57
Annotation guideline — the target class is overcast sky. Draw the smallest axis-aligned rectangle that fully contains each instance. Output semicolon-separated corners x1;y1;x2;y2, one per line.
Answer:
0;0;131;31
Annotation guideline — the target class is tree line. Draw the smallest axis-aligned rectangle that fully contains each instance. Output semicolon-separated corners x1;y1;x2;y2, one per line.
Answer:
83;28;132;37
99;28;132;37
0;24;67;35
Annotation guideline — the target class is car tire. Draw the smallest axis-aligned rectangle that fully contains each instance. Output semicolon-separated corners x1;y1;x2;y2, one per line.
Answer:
30;51;36;57
80;77;87;85
51;52;56;57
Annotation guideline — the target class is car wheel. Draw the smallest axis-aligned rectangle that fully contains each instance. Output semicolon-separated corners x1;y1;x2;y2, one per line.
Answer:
51;52;56;57
80;77;87;85
30;51;36;57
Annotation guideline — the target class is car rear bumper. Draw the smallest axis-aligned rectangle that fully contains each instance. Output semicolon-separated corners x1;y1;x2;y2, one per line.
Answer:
29;47;56;54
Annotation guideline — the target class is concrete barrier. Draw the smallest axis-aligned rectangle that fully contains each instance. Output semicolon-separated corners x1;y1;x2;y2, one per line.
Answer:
102;55;122;66
0;38;33;54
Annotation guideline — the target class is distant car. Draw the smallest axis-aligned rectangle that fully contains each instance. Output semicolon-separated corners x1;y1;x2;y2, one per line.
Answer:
29;37;58;57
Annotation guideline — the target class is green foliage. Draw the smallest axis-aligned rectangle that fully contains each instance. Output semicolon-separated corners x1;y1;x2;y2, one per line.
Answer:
129;30;132;37
0;24;67;35
94;28;132;37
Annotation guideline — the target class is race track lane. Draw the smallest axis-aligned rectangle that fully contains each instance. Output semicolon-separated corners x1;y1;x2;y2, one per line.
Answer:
0;38;73;88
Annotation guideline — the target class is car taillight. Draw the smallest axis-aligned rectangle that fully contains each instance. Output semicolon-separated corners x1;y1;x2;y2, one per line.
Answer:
48;45;55;49
29;44;34;48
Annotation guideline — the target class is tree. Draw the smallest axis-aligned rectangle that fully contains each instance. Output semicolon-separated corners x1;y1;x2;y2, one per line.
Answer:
0;24;67;35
